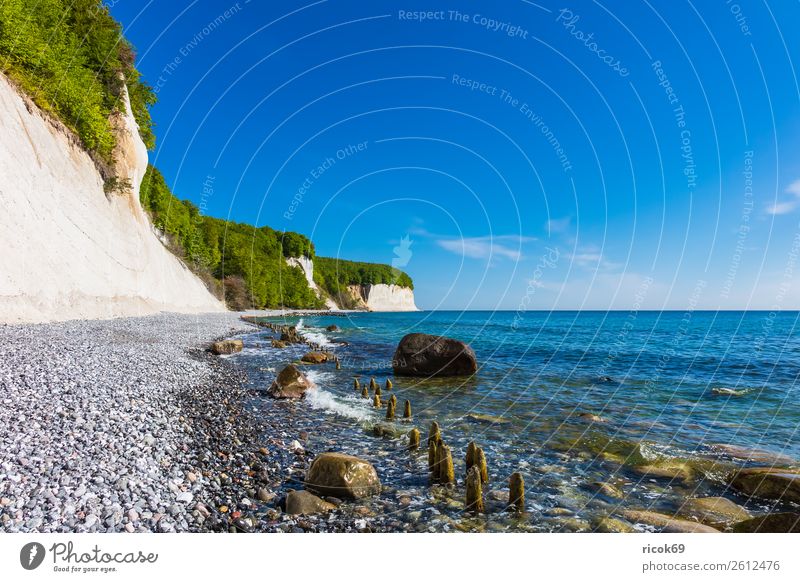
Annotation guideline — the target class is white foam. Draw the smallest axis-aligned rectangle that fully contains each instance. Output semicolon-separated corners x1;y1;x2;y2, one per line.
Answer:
306;388;371;421
296;318;334;347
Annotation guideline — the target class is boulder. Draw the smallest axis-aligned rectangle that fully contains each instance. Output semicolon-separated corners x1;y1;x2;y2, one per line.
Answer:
326;325;339;332
621;510;720;533
285;490;336;515
270;339;288;349
210;339;243;355
305;452;381;499
392;333;477;377
301;351;329;364
728;467;800;504
589;481;624;499
632;461;694;481
679;497;751;529
279;326;302;343
267;365;316;399
732;512;800;533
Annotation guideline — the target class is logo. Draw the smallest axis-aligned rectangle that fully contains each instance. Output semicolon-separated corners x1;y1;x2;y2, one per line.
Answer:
20;542;46;570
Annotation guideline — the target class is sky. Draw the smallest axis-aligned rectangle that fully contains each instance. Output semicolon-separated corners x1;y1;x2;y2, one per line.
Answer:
110;0;800;311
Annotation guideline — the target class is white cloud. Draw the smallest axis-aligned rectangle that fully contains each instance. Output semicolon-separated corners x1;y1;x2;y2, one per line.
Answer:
546;216;572;234
766;179;800;215
435;235;533;261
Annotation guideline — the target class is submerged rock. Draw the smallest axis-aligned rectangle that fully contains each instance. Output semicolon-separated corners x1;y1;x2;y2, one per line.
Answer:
325;325;339;332
285;490;336;515
632;462;694;482
392;333;478;376
712;443;797;466
267;364;316;399
732;512;800;533
728;467;800;504
589;481;624;499
592;516;634;533
305;453;381;500
465;413;511;426
270;339;288;349
679;497;751;529
621;510;720;533
210;339;243;355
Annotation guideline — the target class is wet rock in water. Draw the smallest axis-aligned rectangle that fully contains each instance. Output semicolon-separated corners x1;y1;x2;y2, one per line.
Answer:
509;472;525;513
354;378;360;391
577;412;606;423
632;462;694;482
268;364;316;399
711;387;751;397
712;444;797;466
621;510;720;533
301;351;329;364
385;378;393;390
465;413;511;426
373;393;382;408
210;339;243;355
286;490;336;515
270;339;288;349
392;333;478;377
592;517;634;533
679;497;751;529
732;512;800;533
369;377;378;392
280;326;302;343
589;481;624;499
403;400;412;419
305;453;381;499
408;428;420;449
325;325;339;332
465;466;484;513
728;467;800;504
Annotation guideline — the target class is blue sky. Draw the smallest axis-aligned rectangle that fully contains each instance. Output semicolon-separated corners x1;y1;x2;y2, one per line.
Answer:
111;0;800;310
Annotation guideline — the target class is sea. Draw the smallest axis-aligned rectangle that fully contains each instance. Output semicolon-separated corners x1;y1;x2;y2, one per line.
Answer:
229;310;800;531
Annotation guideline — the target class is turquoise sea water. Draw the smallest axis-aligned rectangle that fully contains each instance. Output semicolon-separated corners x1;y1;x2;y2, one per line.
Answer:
234;311;800;531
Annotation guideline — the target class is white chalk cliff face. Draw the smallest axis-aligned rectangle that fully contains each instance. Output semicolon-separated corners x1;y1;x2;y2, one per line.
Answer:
346;283;418;312
285;256;339;311
0;72;225;324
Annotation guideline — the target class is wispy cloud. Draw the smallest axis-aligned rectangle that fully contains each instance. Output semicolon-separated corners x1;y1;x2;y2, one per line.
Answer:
545;216;572;234
435;235;534;261
566;245;621;271
766;179;800;215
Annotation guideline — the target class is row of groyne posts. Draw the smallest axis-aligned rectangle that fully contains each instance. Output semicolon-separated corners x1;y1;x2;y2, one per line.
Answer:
248;318;525;515
356;376;525;516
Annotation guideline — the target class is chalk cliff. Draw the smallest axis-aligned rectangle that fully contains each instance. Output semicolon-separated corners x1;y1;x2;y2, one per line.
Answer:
0;72;224;323
346;283;418;312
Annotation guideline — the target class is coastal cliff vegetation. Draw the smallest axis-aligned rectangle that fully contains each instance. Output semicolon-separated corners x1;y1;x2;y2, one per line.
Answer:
0;0;155;162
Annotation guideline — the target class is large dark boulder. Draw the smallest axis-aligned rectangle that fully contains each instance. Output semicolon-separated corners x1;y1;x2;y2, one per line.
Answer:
392;333;477;377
